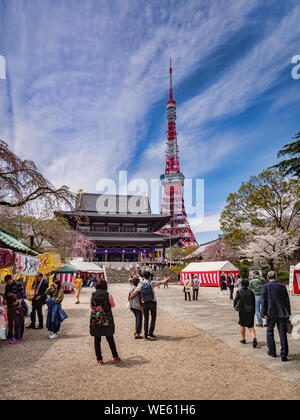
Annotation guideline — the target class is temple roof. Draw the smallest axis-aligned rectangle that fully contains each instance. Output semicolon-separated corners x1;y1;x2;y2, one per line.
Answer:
77;193;151;214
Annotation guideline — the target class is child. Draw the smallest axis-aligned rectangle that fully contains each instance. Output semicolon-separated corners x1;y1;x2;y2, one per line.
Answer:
9;296;27;344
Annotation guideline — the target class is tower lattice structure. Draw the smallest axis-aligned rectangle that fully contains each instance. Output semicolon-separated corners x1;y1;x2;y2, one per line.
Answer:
159;61;198;248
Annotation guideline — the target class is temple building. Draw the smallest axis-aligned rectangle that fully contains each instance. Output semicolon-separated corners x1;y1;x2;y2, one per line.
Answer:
60;192;180;263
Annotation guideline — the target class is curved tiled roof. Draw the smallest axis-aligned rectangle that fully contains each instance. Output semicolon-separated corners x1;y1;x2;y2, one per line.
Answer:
0;229;38;255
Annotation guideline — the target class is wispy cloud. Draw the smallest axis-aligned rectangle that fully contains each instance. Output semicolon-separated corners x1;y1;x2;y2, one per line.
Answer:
0;0;262;192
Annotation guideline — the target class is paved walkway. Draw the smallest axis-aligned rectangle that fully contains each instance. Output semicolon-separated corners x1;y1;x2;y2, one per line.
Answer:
0;285;299;400
157;284;300;385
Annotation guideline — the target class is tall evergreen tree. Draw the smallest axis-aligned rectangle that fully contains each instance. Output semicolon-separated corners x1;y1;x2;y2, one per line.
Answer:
272;132;300;178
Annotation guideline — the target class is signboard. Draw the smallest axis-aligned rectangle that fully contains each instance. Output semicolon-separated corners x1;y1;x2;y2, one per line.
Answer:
289;265;295;293
0;248;14;268
14;253;39;276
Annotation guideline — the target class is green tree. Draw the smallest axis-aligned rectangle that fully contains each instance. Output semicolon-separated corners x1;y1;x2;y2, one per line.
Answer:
220;169;300;235
271;132;300;178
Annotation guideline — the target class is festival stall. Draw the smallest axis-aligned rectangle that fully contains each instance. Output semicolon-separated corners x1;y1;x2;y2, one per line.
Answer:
69;258;107;285
53;265;78;294
0;229;39;296
181;261;240;287
289;263;300;296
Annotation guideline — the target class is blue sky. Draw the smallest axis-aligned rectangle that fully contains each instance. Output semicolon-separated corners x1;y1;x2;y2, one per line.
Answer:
0;0;299;245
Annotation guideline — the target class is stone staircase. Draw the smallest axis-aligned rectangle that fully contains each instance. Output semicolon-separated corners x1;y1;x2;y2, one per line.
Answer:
105;267;178;284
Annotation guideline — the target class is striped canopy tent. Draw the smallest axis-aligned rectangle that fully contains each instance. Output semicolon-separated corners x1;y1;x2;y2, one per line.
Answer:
290;263;300;295
68;259;107;284
181;261;240;287
53;265;79;294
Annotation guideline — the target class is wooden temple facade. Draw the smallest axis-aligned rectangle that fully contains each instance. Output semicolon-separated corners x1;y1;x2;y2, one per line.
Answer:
60;193;180;263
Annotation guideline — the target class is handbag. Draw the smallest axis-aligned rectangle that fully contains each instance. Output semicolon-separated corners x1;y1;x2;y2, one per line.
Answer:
58;309;68;322
234;298;241;312
287;319;293;334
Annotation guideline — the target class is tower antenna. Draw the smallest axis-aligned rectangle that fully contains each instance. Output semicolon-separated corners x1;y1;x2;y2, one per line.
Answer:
159;61;198;248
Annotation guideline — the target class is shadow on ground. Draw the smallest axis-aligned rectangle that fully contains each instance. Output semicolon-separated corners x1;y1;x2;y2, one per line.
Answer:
157;334;201;342
108;356;150;369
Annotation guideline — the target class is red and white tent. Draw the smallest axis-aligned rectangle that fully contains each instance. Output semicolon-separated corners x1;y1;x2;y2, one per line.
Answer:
289;263;300;296
181;261;240;287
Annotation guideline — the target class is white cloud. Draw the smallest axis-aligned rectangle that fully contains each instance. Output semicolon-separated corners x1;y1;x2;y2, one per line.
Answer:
190;213;221;233
0;0;262;192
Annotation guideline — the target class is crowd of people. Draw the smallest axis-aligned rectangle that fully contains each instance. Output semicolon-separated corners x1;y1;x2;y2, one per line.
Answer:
90;268;170;364
181;269;292;362
231;271;291;362
0;273;71;343
0;265;294;366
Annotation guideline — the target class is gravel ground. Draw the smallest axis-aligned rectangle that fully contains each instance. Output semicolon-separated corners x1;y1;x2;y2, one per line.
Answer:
0;285;300;400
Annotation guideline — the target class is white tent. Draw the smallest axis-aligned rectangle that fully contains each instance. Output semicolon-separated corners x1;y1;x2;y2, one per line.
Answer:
181;261;239;287
69;258;107;281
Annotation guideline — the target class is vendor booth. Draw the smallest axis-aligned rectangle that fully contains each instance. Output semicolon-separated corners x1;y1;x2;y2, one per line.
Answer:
53;265;78;294
0;229;39;296
289;264;300;296
181;261;240;287
69;259;107;285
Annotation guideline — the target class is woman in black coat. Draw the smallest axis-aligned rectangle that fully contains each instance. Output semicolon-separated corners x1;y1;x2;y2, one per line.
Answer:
234;279;257;348
90;279;121;365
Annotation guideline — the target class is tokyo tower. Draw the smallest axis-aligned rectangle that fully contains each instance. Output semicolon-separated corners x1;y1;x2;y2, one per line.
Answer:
159;60;198;248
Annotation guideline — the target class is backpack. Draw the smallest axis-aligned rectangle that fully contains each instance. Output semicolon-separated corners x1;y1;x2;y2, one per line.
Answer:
141;281;154;303
91;305;109;327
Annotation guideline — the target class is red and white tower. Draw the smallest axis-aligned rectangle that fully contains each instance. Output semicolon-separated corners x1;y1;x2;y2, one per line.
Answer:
159;61;198;248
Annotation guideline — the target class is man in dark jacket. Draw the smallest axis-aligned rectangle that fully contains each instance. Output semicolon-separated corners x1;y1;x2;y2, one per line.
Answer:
27;273;48;330
4;275;27;339
261;271;291;362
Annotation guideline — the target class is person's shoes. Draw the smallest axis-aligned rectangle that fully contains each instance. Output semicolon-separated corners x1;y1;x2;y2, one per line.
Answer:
253;338;258;348
144;335;150;340
240;339;246;344
134;335;143;339
281;357;289;362
26;324;36;329
37;326;43;330
256;324;263;328
97;360;104;365
16;338;23;343
9;339;18;344
49;333;58;339
113;357;121;363
75;302;80;304
267;351;277;358
149;334;157;340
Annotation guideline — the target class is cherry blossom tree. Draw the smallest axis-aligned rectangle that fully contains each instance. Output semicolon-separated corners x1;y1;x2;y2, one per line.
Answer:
202;239;237;262
239;225;299;270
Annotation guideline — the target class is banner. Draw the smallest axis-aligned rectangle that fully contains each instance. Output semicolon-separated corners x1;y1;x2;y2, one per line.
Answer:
0;248;14;268
14;253;39;276
289;266;295;292
38;252;61;275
